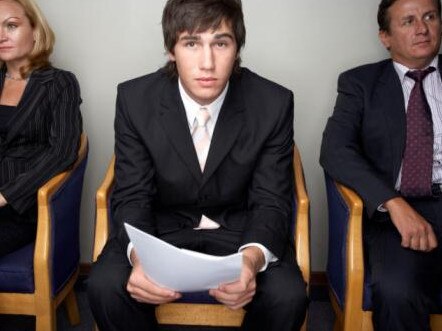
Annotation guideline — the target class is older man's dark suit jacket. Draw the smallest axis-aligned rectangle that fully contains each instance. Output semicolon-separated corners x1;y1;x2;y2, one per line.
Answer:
0;66;82;217
111;67;295;260
320;55;442;218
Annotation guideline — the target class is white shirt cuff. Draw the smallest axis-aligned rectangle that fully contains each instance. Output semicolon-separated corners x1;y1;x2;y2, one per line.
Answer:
127;242;134;266
239;243;277;272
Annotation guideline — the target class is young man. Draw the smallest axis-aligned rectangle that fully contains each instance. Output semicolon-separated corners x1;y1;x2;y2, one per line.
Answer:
88;1;307;330
321;0;442;329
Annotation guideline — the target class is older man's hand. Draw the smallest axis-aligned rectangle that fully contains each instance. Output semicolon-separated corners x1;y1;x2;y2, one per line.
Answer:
385;197;438;252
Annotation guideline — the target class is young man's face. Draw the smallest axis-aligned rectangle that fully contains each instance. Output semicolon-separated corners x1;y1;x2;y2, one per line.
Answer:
379;0;442;69
169;20;238;105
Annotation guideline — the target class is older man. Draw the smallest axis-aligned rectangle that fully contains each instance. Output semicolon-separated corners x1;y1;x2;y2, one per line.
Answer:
321;0;442;329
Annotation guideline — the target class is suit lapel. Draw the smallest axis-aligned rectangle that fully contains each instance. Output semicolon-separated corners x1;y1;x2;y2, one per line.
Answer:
4;67;54;145
377;60;406;178
158;78;202;182
202;75;244;184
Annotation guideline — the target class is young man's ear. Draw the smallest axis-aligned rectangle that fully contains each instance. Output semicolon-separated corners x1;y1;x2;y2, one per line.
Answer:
168;51;176;62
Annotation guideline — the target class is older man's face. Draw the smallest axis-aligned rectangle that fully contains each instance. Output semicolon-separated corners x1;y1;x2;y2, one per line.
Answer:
379;0;441;69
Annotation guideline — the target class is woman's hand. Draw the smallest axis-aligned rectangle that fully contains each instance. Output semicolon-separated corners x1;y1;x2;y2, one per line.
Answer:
0;193;7;207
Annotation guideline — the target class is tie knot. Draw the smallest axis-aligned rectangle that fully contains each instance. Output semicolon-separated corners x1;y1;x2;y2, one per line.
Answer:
196;107;210;127
406;66;436;82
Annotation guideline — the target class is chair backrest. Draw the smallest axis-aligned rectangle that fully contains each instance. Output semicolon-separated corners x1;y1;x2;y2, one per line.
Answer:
35;133;88;296
93;155;115;262
51;135;88;295
324;173;348;308
293;145;310;286
325;172;364;311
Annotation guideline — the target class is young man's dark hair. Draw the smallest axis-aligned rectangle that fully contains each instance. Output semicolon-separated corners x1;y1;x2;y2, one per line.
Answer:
162;0;246;76
377;0;442;31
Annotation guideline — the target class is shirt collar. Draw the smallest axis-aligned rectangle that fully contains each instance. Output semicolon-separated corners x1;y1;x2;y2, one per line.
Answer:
178;78;229;128
393;56;439;83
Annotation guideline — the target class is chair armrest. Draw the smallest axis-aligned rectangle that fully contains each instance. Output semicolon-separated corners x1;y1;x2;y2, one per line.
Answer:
334;182;365;322
34;133;88;297
293;145;310;286
93;156;115;262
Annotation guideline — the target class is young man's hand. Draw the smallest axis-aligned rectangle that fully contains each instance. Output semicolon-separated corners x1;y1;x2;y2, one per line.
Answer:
209;246;264;310
126;250;181;304
385;197;438;252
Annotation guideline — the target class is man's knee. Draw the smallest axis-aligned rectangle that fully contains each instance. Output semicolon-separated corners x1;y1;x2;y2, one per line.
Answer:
273;277;307;315
372;273;425;308
87;261;129;311
258;264;308;315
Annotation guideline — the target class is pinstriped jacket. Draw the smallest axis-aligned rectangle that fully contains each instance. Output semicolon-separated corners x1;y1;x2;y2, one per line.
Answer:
0;66;82;216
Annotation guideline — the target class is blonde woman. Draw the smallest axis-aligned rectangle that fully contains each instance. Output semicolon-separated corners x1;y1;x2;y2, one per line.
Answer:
0;0;82;256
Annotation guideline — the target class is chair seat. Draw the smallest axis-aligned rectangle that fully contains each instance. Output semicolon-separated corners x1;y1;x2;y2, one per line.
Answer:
0;243;35;293
178;291;218;304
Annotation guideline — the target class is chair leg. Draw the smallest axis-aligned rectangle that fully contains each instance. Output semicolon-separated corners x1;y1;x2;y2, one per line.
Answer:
65;289;81;325
333;319;342;331
36;306;56;331
300;316;308;331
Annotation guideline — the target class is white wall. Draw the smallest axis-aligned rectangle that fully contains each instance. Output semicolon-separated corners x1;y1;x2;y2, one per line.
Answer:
38;0;388;271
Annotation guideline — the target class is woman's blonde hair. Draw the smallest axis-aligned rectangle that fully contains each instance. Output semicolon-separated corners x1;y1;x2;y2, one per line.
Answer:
0;0;55;77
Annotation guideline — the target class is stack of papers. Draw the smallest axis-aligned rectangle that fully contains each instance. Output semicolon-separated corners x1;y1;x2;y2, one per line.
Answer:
124;223;242;292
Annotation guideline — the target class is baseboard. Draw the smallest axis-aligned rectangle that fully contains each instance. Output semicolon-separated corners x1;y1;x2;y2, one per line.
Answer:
80;262;92;276
310;271;327;286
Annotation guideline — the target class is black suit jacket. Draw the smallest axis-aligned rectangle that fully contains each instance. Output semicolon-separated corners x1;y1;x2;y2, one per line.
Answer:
320;55;442;217
111;68;295;259
0;66;82;215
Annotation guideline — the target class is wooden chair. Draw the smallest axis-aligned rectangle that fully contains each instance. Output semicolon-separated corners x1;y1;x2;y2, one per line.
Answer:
93;145;310;329
0;133;88;331
325;174;442;331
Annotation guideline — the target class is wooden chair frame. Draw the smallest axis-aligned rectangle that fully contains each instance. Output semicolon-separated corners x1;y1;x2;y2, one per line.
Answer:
0;133;87;331
93;145;310;329
330;181;442;331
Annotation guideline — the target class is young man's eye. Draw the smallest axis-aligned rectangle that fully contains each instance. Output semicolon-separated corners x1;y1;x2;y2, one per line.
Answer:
185;41;196;48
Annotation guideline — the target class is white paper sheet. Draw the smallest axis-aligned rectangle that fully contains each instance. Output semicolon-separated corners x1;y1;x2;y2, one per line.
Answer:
124;223;242;292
